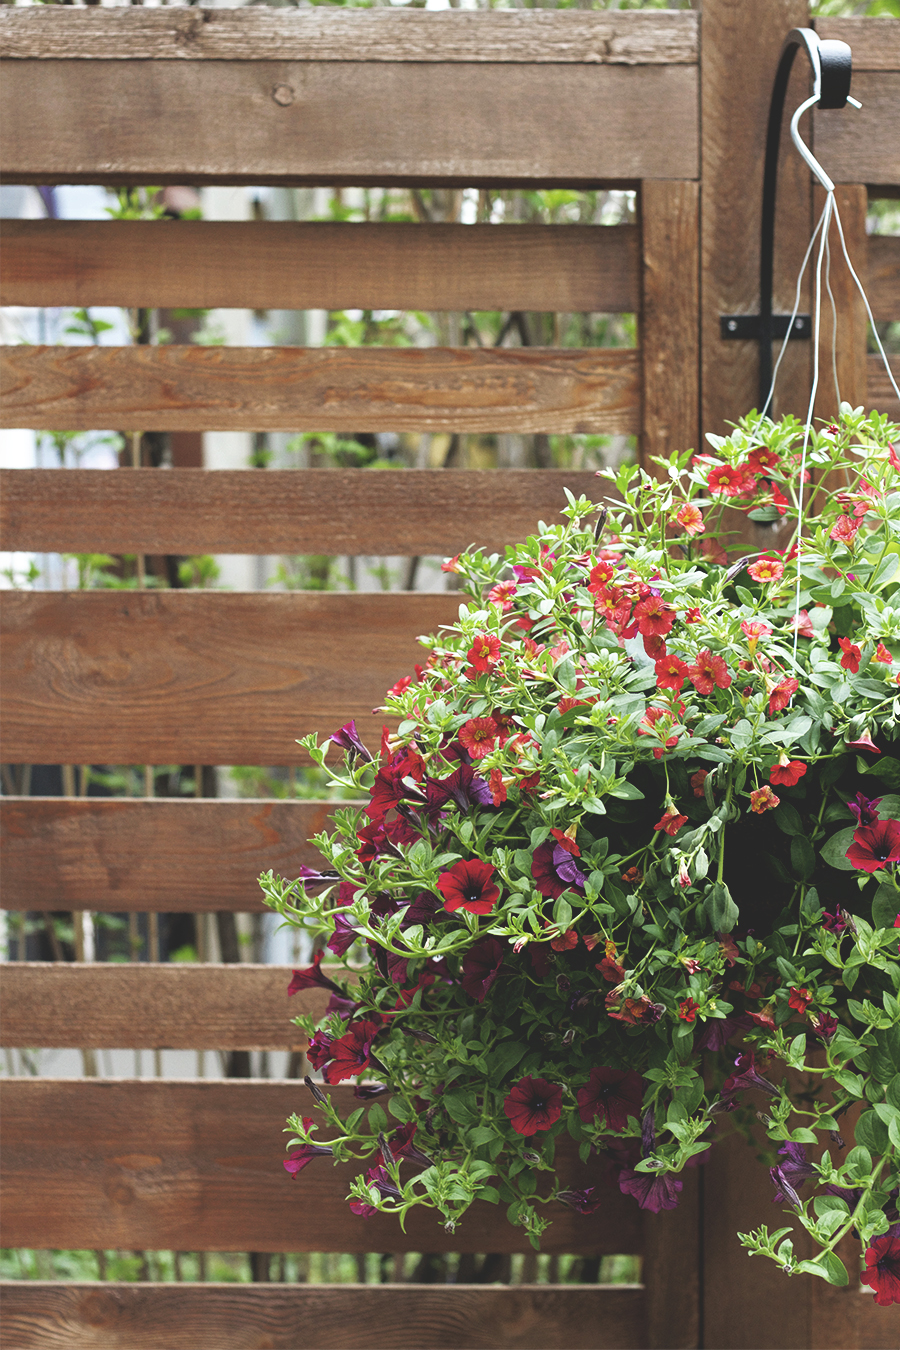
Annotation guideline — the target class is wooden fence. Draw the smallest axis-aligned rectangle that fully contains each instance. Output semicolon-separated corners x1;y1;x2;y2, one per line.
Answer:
1;3;899;1347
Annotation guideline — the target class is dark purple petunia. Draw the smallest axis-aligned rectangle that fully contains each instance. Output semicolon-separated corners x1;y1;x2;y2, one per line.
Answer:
719;1052;779;1101
287;949;344;997
695;1013;753;1053
770;1142;817;1206
846;818;900;873
388;1122;434;1168
461;936;505;1003
848;791;882;827
557;1187;603;1215
349;1165;403;1218
618;1167;682;1212
284;1135;334;1177
403;891;442;929
386;951;409;985
324;990;358;1021
353;1081;391;1100
331;719;373;762
327;913;360;958
503;1076;563;1135
577;1067;644;1131
532;842;587;900
822;909;848;934
306;1029;334;1071
435;764;494;814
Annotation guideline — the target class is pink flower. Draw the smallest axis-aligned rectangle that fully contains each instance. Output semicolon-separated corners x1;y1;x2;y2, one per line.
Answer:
768;678;798;715
675;503;704;536
874;643;894;664
750;785;780;814
747;557;784;583
829;513;860;546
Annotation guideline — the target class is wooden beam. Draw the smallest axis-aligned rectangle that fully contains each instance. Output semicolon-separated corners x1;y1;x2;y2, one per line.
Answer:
0;468;602;558
0;220;640;315
0;1284;646;1350
0;591;460;765
0;1079;645;1256
0;59;699;188
0;963;331;1051
0;346;641;436
868;354;900;423
813;73;900;191
0;798;338;914
868;234;900;325
0;7;698;65
815;16;900;72
813;185;868;424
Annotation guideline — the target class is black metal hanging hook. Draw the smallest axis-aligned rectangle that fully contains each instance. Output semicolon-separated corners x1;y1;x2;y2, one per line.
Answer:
719;28;853;411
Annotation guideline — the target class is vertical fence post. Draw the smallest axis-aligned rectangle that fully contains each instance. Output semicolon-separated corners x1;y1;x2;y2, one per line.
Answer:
812;183;869;423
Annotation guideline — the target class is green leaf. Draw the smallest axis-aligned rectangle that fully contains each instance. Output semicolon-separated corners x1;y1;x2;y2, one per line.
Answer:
855;1110;890;1155
791;835;815;882
820;827;856;871
872;554;900;589
801;886;823;921
886;1074;900;1112
872;880;899;930
489;1040;527;1082
702;882;739;933
773;802;803;836
367;1104;388;1134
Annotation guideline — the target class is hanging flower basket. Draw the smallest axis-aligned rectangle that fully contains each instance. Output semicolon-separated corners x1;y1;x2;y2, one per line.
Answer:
263;406;900;1304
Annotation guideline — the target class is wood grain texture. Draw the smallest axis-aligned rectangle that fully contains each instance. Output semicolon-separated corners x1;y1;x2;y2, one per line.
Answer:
0;1080;645;1257
0;964;327;1052
868;354;900;423
0;345;641;436
813;185;868;423
0;6;697;66
0;1284;647;1350
815;16;900;72
0;799;335;915
868;234;900;324
0;60;699;188
814;73;900;190
0;468;602;558
0;591;460;765
640;179;700;472
0;220;640;315
642;1168;699;1350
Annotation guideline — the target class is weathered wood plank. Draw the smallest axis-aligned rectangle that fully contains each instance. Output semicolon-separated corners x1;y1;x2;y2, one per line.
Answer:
814;73;900;190
815;16;900;72
0;1080;645;1257
0;6;697;66
868;354;900;423
0;1284;647;1350
0;963;325;1051
0;60;699;187
0;591;460;766
869;233;900;324
0;346;641;436
640;179;700;470
643;1169;700;1350
0;220;639;315
0;468;601;558
813;185;868;424
0;798;335;915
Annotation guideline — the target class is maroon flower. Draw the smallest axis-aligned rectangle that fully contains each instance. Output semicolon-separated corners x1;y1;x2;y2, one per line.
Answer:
327;912;359;958
720;1051;779;1100
284;1118;334;1177
861;1234;900;1306
287;949;343;997
388;1122;434;1168
576;1067;643;1130
618;1167;682;1212
770;1142;817;1205
460;936;505;1002
503;1076;563;1135
353;1082;391;1100
557;1187;603;1215
323;1019;382;1084
426;764;493;820
437;858;500;915
305;1029;333;1071
848;792;882;827
366;766;424;824
349;1165;403;1218
531;842;587;900
846;819;900;873
330;719;373;762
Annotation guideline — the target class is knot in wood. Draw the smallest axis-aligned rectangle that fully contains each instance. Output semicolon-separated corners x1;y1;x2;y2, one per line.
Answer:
272;84;295;107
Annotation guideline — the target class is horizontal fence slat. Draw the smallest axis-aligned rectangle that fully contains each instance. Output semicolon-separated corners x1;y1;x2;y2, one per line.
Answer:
0;799;329;915
869;234;900;324
0;1079;646;1256
815;16;900;72
868;353;900;423
0;60;698;187
0;220;640;314
0;7;697;65
0;468;602;557
0;345;641;436
813;73;900;189
0;591;459;765
0;964;328;1051
0;1284;646;1350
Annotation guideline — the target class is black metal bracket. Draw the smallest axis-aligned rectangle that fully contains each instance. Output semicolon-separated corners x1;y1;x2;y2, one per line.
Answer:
718;27;852;410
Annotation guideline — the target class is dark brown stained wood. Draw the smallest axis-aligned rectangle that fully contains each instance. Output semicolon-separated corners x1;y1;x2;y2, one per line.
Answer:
0;1080;645;1256
643;1169;699;1350
0;1284;646;1350
814;74;900;190
0;799;336;915
813;185;868;423
0;468;602;558
0;220;640;314
0;345;641;437
640;180;700;472
0;60;699;188
0;964;333;1051
0;591;460;765
815;16;900;71
869;354;900;423
869;233;900;324
0;7;697;65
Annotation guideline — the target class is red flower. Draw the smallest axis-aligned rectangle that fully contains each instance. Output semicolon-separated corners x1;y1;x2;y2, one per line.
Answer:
678;998;700;1023
467;632;501;673
488;768;508;806
323;1020;382;1084
684;606;703;624
284;1119;334;1176
654;804;688;836
441;554;461;573
746;1006;776;1030
551;928;579;953
487;580;517;611
861;1234;900;1306
750;785;780;814
596;956;625;981
550;827;580;857
829;513;860;546
288;949;343;997
838;637;862;673
386;675;413;699
768;678;799;715
576;1066;643;1130
769;756;806;787
875;642;894;663
846;819;900;873
845;729;880;754
792;610;816;639
741;619;772;645
688;649;732;696
788;986;812;1013
675;503;704;536
701;538;728;566
634;594;675;638
458;716;499;760
690;770;709;798
621;866;643;885
655;654;689;692
747;558;784;583
437;858;501;914
461;936;505;1002
707;464;743;495
746;446;780;474
503;1076;563;1135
